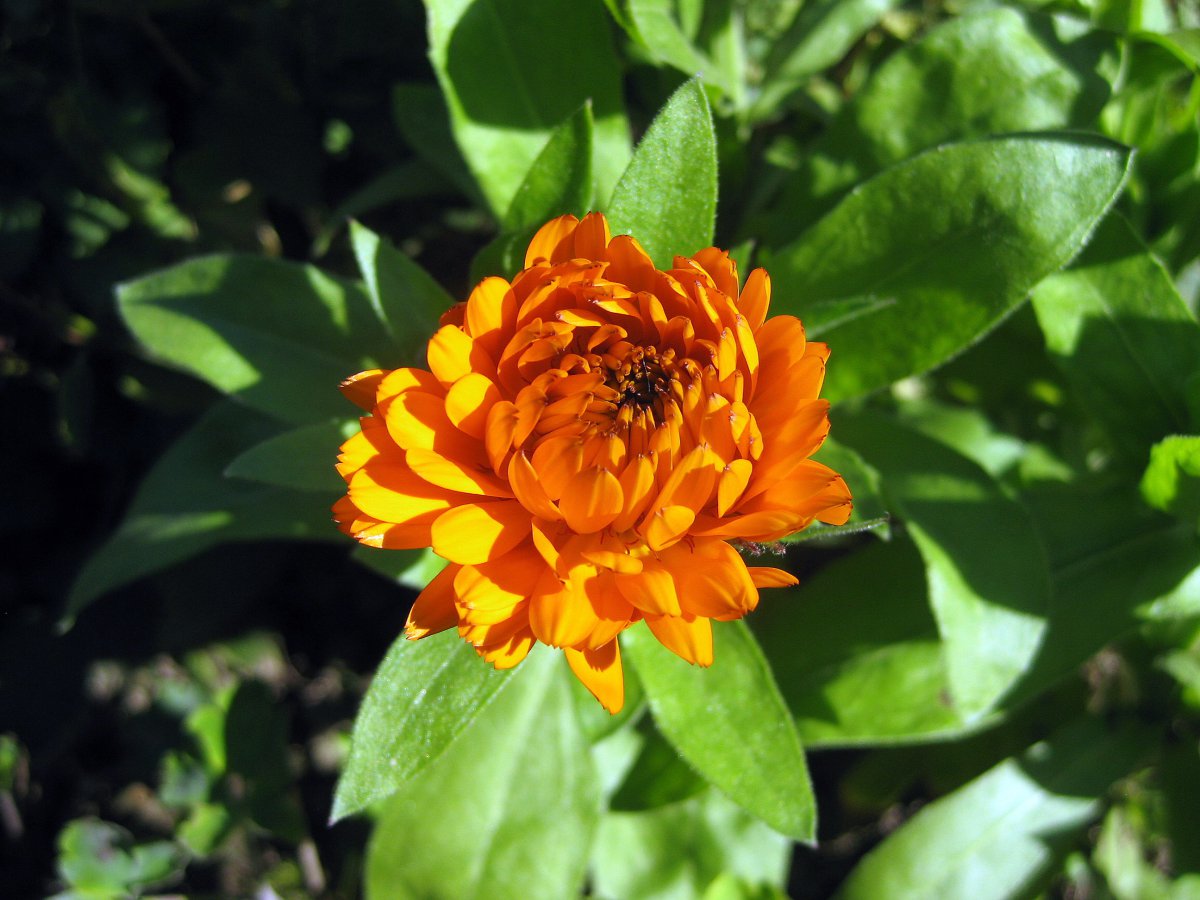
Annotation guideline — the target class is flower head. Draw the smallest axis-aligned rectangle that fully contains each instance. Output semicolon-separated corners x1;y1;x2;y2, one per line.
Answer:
334;213;851;712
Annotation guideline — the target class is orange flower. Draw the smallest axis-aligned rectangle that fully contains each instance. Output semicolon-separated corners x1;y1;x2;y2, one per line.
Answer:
333;213;851;713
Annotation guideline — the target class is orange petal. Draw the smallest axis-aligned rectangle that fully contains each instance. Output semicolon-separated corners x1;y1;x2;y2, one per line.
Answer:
405;563;461;638
565;640;624;714
339;369;387;410
454;548;542;610
445;372;502;439
431;501;530;565
465;276;512;342
691;247;739;300
530;435;585;500
484;400;519;473
336;416;395;478
645;614;713;666
614;562;681;616
643;505;695;552
559;466;624;534
611;453;656;532
348;459;459;524
717;459;754;516
748;566;799;588
479;628;535;669
572;211;611;260
427;325;495;387
740;268;770;332
508;451;562;521
529;571;599;648
376;367;441;403
525;214;579;267
406;447;512;497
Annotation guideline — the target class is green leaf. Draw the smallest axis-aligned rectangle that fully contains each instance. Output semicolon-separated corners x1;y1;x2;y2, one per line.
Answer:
1031;215;1200;458
836;413;1050;720
350;221;454;367
607;78;718;267
1142;435;1200;524
422;0;630;215
331;630;517;822
224;681;306;842
838;718;1153;900
762;134;1132;402
623;620;815;840
625;0;737;98
118;255;391;425
67;402;336;621
590;789;791;900
352;545;447;592
392;83;481;204
224;418;357;493
57;818;184;897
1003;478;1200;706
609;720;708;811
751;0;901;119
503;102;594;232
365;650;600;900
764;7;1116;235
753;537;965;746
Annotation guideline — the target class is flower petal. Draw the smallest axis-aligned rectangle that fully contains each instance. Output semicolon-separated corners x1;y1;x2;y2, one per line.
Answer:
406;447;513;497
645;614;713;666
559;466;624;534
565;640;624;714
405;563;461;638
339;369;387;410
748;566;799;588
445;372;502;439
431;501;531;565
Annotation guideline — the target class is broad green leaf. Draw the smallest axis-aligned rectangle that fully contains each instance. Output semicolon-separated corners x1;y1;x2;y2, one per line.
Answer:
754;537;965;747
623;620;815;840
1004;478;1200;707
764;7;1116;236
837;413;1050;719
838;718;1153;900
392;83;481;203
224;418;357;493
118;255;392;424
1032;215;1200;458
626;0;738;98
750;0;900;119
350;221;453;366
502;102;594;231
609;720;708;811
1142;435;1200;524
331;630;517;822
365;650;600;900
67;402;336;620
763;134;1132;402
422;0;630;215
607;78;718;267
590;789;791;900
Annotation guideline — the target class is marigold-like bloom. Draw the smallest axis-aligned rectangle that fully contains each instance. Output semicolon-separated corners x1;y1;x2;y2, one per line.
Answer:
333;213;851;712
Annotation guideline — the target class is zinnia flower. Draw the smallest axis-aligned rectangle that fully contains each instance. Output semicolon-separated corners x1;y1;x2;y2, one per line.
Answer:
333;213;851;713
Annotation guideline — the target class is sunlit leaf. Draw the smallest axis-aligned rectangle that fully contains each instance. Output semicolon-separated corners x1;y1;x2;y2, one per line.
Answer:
331;630;518;822
422;0;630;214
763;134;1132;401
607;78;718;267
623;620;815;840
364;650;599;900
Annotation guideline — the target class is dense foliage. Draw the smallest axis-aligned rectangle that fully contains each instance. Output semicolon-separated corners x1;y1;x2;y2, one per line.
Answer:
3;0;1200;897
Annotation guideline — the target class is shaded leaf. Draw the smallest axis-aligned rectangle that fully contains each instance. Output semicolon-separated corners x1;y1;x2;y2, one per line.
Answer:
225;419;357;493
754;537;965;746
118;255;391;424
1031;215;1200;458
837;413;1050;720
763;134;1132;402
838;718;1153;900
68;402;336;620
607;78;718;267
623;620;815;840
350;221;453;367
1141;435;1200;524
